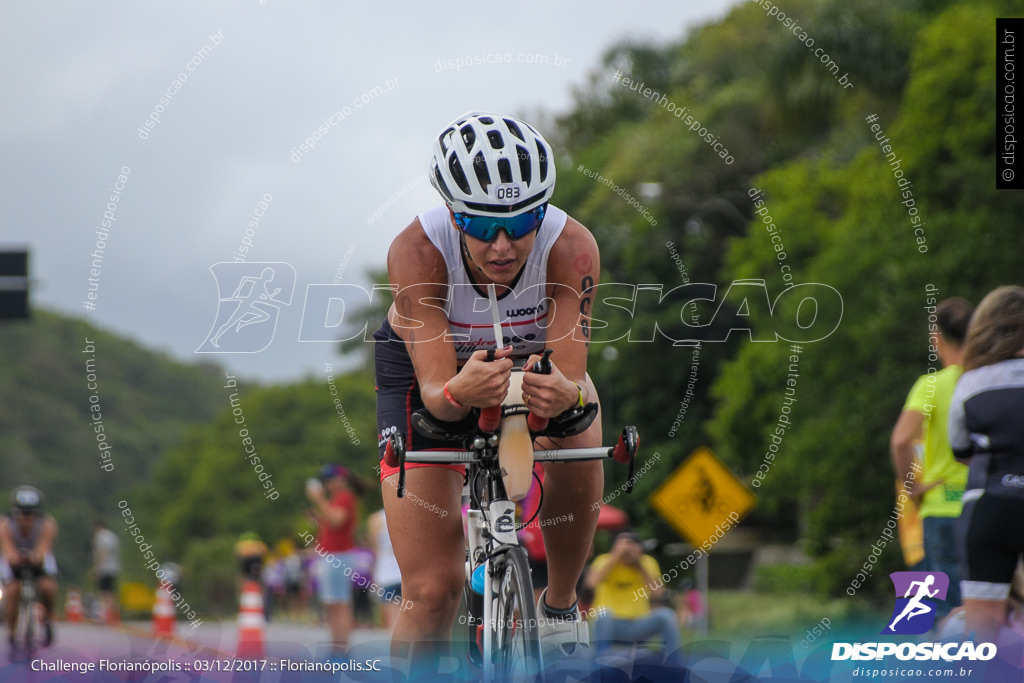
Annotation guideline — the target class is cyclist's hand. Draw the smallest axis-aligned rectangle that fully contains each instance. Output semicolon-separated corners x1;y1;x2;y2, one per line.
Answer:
449;346;514;408
2;549;19;566
521;354;578;418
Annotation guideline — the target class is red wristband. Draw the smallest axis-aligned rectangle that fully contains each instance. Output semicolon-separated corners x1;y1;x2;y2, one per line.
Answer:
443;380;464;409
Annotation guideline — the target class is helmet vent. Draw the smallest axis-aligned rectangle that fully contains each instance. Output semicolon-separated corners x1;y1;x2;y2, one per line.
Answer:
431;165;454;201
537;142;549;183
497;158;513;184
448;155;471;194
473;152;491;190
460;125;477;151
487;131;504;149
478;116;494;125
504;119;525;141
516;145;531;184
439;127;455;155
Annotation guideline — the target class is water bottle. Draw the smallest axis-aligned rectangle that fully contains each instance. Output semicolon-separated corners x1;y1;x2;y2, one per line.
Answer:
471;564;487;595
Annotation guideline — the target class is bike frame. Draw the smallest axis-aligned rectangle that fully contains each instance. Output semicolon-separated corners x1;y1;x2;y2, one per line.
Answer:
387;419;638;678
13;564;43;656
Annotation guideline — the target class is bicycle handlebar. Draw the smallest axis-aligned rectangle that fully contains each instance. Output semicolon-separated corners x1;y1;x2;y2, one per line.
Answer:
383;424;640;499
400;446;615;465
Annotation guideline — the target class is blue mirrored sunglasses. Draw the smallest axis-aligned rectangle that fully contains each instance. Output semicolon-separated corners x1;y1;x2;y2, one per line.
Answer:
453;204;547;242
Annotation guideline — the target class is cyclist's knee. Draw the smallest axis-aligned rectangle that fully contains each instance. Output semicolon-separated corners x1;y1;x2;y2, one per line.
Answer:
401;572;463;617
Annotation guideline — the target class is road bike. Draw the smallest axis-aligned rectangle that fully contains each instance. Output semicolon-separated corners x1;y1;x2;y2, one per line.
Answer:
383;350;640;680
9;563;47;659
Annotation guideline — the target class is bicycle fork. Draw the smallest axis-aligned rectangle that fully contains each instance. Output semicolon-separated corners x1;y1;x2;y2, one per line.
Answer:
467;499;519;676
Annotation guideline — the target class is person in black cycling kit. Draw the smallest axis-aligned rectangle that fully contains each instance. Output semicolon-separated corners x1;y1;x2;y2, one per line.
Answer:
375;112;603;670
949;285;1024;642
0;486;59;648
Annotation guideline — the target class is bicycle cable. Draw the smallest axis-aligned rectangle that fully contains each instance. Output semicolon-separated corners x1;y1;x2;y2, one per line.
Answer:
516;469;544;532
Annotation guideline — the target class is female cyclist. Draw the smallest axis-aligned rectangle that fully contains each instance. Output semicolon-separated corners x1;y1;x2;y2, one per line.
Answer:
374;111;603;669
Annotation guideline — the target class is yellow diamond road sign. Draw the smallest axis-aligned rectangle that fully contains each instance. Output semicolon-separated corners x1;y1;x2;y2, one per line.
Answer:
650;446;756;547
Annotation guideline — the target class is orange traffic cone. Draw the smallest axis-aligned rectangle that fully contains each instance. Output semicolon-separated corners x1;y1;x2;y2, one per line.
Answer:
152;585;176;638
64;589;83;623
237;580;266;657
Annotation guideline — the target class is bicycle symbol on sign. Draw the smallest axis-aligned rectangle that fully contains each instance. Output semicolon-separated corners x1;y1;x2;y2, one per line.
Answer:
675;466;729;515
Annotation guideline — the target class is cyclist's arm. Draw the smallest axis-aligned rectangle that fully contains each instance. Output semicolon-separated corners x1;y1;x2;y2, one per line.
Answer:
522;217;600;417
386;218;512;420
35;516;57;561
0;518;17;564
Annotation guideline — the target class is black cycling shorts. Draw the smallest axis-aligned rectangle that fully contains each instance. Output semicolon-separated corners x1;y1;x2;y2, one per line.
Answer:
957;492;1024;600
373;320;465;481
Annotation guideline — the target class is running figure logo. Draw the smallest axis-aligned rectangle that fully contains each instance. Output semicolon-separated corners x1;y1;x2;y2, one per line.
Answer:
196;262;296;353
882;572;949;635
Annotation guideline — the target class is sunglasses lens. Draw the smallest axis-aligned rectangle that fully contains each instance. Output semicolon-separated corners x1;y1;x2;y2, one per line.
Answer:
455;205;546;241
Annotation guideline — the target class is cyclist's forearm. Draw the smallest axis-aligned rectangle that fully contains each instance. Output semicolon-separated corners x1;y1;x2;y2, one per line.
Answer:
422;382;471;422
574;379;590;405
38;520;57;555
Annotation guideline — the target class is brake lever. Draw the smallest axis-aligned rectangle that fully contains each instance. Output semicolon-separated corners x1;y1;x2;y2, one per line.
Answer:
531;348;553;374
609;426;640;493
524;349;554;432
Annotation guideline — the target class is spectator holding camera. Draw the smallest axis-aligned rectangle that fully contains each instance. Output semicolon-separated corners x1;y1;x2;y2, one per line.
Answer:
585;530;679;656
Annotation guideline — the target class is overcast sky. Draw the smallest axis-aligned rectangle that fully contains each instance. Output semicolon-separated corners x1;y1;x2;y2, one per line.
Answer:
1;0;740;383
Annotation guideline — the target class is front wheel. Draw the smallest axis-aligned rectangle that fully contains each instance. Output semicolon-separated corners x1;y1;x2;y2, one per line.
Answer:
491;547;542;679
13;599;35;658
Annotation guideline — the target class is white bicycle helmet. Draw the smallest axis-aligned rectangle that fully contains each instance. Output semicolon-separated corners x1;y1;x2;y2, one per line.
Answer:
10;485;43;514
429;111;556;217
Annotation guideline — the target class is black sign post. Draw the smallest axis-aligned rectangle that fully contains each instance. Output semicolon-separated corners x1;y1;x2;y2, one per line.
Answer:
0;250;30;320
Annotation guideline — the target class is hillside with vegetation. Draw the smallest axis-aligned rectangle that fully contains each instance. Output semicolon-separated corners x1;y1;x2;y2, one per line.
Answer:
0;310;231;584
